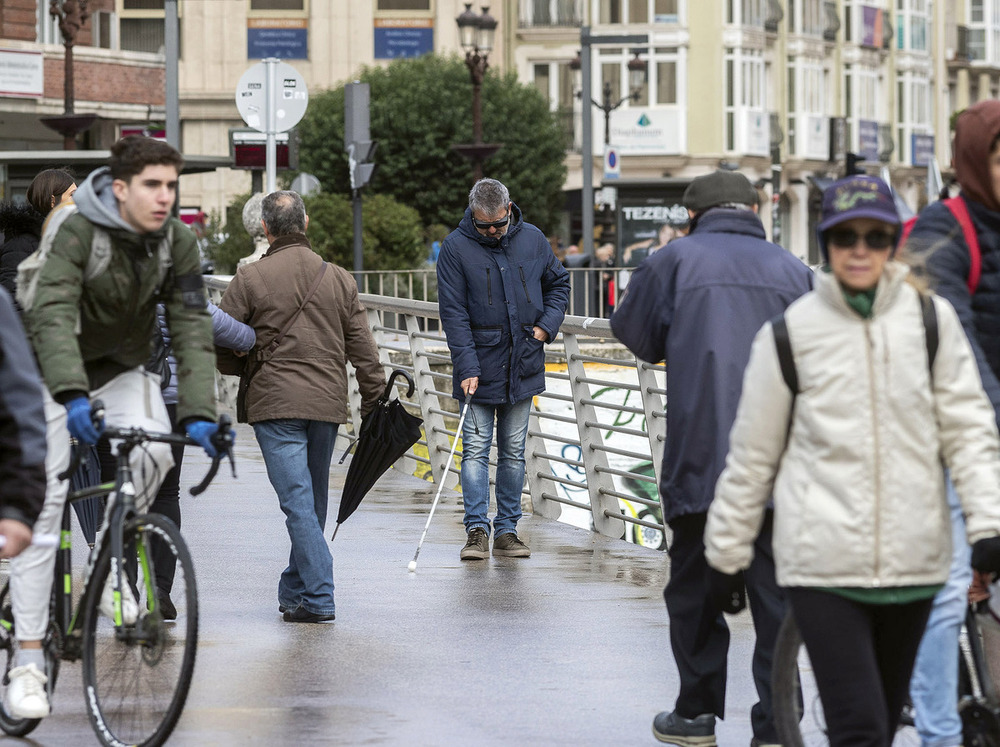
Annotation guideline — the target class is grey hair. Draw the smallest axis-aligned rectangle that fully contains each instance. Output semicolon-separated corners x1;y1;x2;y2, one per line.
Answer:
468;178;510;215
261;190;307;237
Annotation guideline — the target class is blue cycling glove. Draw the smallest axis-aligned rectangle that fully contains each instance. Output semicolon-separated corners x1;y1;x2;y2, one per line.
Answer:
65;397;102;445
185;420;224;459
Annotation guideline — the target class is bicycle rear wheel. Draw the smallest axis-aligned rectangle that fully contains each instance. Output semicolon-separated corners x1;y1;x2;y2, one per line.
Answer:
772;611;921;746
81;514;198;747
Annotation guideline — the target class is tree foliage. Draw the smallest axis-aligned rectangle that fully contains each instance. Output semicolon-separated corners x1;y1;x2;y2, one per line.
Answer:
296;54;569;235
204;192;425;275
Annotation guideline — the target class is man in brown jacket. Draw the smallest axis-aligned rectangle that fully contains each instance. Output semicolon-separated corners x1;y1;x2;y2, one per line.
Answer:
219;190;385;623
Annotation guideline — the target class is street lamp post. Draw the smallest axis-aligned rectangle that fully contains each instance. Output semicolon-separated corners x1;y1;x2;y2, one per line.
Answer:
453;4;502;183
39;0;98;150
573;52;647;147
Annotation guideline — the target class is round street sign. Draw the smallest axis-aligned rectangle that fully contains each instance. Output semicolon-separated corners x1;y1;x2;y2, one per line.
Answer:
235;60;309;134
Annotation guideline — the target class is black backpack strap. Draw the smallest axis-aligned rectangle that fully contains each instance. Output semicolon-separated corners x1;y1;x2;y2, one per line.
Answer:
919;293;938;377
771;314;798;394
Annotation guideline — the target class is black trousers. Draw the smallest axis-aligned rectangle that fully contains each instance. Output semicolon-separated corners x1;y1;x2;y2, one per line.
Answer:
665;510;785;743
787;587;933;747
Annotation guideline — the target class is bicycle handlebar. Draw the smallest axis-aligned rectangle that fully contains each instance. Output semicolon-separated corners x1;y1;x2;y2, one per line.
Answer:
57;399;237;496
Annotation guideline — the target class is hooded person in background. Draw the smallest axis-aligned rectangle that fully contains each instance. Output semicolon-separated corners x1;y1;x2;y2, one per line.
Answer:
904;99;1000;747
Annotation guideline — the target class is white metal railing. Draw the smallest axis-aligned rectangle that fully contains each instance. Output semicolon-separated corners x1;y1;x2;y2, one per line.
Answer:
205;276;668;550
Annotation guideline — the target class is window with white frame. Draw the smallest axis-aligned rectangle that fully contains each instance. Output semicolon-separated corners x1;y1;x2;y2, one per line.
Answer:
596;0;680;24
119;0;167;54
897;72;931;163
896;0;930;52
844;62;881;149
787;56;827;158
967;0;1000;63
36;3;62;45
727;0;765;26
532;61;577;145
520;0;584;26
843;0;890;45
724;46;767;155
788;0;825;36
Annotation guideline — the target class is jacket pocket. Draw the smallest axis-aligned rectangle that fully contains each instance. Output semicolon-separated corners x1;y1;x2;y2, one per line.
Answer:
517;324;545;379
472;325;503;347
486;267;493;305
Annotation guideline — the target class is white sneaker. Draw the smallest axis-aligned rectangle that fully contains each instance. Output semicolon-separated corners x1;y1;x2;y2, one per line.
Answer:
99;579;139;625
6;663;49;719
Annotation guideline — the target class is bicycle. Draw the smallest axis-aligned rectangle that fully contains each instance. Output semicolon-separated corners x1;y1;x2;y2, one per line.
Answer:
772;606;1000;746
0;399;235;747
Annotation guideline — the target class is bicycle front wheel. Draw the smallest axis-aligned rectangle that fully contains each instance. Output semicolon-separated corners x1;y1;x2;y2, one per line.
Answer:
81;514;198;747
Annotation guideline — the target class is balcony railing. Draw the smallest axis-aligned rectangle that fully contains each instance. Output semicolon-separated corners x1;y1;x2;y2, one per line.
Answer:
519;0;583;28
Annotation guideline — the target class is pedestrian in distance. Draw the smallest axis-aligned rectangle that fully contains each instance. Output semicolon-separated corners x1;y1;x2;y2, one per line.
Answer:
217;190;386;624
0;287;47;558
436;177;570;561
8;135;223;720
705;174;1000;747
902;99;1000;747
610;169;813;747
0;168;76;306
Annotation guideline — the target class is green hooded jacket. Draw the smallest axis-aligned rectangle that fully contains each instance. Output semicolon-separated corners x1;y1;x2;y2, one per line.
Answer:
23;167;215;424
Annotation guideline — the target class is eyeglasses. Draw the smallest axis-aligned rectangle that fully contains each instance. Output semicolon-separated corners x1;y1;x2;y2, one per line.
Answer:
827;228;895;251
472;212;510;231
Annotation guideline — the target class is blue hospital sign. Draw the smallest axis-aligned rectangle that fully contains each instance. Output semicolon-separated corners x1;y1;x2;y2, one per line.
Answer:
374;19;434;59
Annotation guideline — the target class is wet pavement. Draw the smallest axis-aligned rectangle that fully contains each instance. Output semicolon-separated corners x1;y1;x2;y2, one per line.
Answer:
21;423;763;746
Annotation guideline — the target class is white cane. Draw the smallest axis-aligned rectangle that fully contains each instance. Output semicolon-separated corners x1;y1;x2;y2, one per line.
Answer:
407;397;473;572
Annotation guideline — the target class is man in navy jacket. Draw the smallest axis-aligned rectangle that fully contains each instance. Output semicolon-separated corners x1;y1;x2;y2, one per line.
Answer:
611;170;812;747
437;178;569;561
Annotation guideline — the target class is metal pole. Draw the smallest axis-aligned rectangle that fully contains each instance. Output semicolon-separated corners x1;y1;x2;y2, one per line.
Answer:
165;0;180;150
471;57;484;182
265;58;277;194
580;28;594;258
353;190;363;286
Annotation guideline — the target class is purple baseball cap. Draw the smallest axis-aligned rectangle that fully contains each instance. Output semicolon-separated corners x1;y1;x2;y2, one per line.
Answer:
817;175;901;259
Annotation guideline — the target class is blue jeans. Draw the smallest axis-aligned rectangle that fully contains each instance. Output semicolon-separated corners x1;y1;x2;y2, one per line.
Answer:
460;398;531;538
909;477;970;747
254;419;339;616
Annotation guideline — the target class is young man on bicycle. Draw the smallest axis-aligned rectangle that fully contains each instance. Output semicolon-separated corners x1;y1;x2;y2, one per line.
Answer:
7;136;223;719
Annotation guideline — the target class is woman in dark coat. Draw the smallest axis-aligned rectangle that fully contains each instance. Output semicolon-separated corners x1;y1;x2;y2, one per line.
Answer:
0;168;76;302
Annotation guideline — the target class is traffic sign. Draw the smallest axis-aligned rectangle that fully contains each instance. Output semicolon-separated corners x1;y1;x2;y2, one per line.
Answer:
235;60;308;134
604;146;620;179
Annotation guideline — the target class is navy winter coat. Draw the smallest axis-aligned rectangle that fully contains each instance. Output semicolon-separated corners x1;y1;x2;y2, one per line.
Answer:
437;203;570;405
610;208;813;521
911;197;1000;428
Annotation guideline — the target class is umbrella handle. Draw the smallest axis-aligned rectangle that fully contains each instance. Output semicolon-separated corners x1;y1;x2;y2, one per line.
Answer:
383;369;415;401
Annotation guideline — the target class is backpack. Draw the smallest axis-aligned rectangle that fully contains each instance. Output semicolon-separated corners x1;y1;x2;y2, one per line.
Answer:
772;293;939;397
15;201;173;312
899;195;981;295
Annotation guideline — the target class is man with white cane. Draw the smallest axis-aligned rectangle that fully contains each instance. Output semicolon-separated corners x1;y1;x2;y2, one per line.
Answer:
436;178;569;560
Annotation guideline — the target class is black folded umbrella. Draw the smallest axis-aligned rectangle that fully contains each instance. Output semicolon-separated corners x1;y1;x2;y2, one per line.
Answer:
331;369;423;539
68;441;104;545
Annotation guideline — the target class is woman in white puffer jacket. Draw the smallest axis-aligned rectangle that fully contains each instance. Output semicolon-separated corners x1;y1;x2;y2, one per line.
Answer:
704;175;1000;747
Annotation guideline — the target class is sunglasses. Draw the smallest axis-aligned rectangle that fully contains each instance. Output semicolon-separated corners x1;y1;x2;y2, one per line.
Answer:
827;228;895;250
472;212;510;231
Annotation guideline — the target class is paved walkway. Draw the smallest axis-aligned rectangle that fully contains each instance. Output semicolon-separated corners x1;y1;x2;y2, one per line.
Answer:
20;423;763;746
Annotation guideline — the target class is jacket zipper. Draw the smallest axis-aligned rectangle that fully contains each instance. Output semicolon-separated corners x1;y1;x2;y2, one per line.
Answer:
518;266;532;304
865;322;882;586
486;267;493;305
